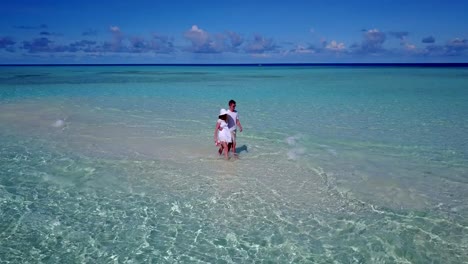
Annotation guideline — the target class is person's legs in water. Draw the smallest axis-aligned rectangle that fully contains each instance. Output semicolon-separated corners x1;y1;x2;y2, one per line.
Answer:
218;144;223;155
221;142;229;159
230;130;237;155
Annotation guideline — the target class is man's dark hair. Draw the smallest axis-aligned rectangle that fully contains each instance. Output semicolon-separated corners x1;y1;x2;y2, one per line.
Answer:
229;99;236;106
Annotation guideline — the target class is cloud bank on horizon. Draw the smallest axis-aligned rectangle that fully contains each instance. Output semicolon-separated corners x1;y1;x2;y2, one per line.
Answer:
0;1;467;63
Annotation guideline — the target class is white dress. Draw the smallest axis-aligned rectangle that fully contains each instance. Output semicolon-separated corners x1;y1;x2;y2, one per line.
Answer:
217;119;232;143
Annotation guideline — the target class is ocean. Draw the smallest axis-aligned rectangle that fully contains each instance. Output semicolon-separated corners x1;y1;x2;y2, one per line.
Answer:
1;65;467;263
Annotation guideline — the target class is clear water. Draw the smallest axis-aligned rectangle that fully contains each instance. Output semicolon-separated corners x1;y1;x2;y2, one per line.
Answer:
1;65;467;263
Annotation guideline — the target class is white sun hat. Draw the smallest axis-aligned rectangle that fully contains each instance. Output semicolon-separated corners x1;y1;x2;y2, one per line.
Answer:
219;108;228;117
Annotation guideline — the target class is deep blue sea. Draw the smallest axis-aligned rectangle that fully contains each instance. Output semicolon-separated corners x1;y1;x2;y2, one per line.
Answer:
1;65;467;263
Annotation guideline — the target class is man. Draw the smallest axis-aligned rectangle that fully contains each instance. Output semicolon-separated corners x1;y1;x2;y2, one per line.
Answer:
226;99;243;155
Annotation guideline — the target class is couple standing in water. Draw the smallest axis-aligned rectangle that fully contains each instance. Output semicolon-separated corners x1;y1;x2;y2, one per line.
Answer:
214;99;243;159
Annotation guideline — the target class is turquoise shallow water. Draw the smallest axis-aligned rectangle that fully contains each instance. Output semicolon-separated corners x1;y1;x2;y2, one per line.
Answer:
1;65;467;263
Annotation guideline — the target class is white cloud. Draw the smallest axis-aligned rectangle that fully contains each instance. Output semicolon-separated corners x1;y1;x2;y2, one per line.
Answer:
184;25;210;47
366;29;385;42
190;25;203;33
251;53;271;58
110;26;121;33
294;45;314;54
244;34;276;54
405;43;416;50
325;40;345;51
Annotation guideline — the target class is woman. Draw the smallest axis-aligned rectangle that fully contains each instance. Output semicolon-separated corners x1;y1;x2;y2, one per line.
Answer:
214;109;232;160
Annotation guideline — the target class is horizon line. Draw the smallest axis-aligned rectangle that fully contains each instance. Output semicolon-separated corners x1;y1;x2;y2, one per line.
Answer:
1;62;468;67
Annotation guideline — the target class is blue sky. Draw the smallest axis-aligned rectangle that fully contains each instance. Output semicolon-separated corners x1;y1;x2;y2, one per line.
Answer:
1;0;467;64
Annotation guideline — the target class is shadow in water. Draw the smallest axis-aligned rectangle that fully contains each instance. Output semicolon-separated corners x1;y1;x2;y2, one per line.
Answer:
236;145;248;154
